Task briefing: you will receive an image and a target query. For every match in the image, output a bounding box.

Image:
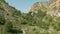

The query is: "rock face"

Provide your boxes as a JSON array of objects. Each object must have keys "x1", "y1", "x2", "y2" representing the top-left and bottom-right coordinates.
[
  {"x1": 29, "y1": 0, "x2": 60, "y2": 17},
  {"x1": 47, "y1": 0, "x2": 60, "y2": 17},
  {"x1": 29, "y1": 2, "x2": 49, "y2": 13}
]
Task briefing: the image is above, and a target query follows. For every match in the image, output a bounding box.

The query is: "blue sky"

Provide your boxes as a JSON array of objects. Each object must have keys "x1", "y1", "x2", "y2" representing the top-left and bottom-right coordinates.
[{"x1": 5, "y1": 0, "x2": 48, "y2": 13}]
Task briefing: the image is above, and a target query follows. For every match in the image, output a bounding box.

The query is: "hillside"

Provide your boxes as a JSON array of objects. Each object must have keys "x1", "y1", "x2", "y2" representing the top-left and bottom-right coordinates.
[
  {"x1": 29, "y1": 0, "x2": 60, "y2": 17},
  {"x1": 0, "y1": 0, "x2": 60, "y2": 34}
]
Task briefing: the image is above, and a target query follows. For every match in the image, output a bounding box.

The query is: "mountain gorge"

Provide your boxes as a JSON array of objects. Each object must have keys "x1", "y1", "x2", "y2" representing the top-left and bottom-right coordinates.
[{"x1": 0, "y1": 0, "x2": 60, "y2": 34}]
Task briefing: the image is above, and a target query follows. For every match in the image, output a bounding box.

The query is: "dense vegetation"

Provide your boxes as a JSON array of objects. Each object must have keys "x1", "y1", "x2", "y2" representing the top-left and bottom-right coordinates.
[{"x1": 0, "y1": 0, "x2": 60, "y2": 34}]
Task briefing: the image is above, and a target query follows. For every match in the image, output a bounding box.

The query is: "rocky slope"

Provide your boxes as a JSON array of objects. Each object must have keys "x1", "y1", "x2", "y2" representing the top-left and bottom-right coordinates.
[{"x1": 29, "y1": 0, "x2": 60, "y2": 17}]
